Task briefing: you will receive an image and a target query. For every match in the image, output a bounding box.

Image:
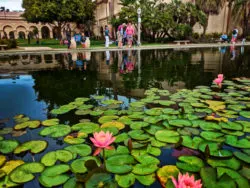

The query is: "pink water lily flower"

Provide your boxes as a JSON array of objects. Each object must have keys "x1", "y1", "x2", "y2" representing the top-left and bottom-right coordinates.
[
  {"x1": 90, "y1": 131, "x2": 116, "y2": 156},
  {"x1": 171, "y1": 173, "x2": 202, "y2": 188},
  {"x1": 217, "y1": 74, "x2": 224, "y2": 79},
  {"x1": 213, "y1": 74, "x2": 224, "y2": 88}
]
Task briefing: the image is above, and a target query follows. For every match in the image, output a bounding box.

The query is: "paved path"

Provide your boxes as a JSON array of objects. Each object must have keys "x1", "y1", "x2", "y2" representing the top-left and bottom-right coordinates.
[{"x1": 0, "y1": 42, "x2": 249, "y2": 55}]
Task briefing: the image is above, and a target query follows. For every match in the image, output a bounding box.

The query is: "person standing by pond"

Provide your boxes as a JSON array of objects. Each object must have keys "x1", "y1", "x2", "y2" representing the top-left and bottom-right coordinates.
[
  {"x1": 231, "y1": 27, "x2": 238, "y2": 44},
  {"x1": 66, "y1": 24, "x2": 72, "y2": 49},
  {"x1": 126, "y1": 22, "x2": 135, "y2": 48},
  {"x1": 117, "y1": 23, "x2": 126, "y2": 48},
  {"x1": 104, "y1": 25, "x2": 110, "y2": 48}
]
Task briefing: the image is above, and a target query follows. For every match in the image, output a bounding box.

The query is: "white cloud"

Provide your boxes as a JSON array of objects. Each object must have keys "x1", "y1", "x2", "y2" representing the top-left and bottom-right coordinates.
[{"x1": 0, "y1": 0, "x2": 24, "y2": 11}]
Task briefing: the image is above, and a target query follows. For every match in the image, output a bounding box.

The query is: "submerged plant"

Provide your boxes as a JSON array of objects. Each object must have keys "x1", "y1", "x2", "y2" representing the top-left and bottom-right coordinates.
[
  {"x1": 90, "y1": 131, "x2": 116, "y2": 156},
  {"x1": 171, "y1": 173, "x2": 202, "y2": 188},
  {"x1": 213, "y1": 74, "x2": 224, "y2": 88}
]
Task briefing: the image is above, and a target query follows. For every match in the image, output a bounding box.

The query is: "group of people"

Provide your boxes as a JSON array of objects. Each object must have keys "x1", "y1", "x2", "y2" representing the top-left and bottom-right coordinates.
[
  {"x1": 104, "y1": 21, "x2": 135, "y2": 48},
  {"x1": 220, "y1": 27, "x2": 245, "y2": 44}
]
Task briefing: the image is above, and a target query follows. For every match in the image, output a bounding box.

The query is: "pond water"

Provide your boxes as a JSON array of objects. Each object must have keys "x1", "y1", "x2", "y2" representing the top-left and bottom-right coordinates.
[{"x1": 0, "y1": 46, "x2": 250, "y2": 188}]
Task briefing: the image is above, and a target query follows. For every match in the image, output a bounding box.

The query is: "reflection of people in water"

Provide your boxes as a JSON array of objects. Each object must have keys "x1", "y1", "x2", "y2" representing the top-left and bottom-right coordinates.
[
  {"x1": 230, "y1": 45, "x2": 236, "y2": 60},
  {"x1": 67, "y1": 52, "x2": 88, "y2": 71},
  {"x1": 119, "y1": 50, "x2": 136, "y2": 74},
  {"x1": 241, "y1": 46, "x2": 244, "y2": 55},
  {"x1": 105, "y1": 51, "x2": 110, "y2": 65},
  {"x1": 219, "y1": 46, "x2": 226, "y2": 54}
]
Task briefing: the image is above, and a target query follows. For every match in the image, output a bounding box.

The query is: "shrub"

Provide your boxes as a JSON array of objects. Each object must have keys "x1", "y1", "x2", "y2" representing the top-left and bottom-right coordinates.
[
  {"x1": 0, "y1": 39, "x2": 17, "y2": 49},
  {"x1": 246, "y1": 36, "x2": 250, "y2": 41},
  {"x1": 192, "y1": 33, "x2": 200, "y2": 39}
]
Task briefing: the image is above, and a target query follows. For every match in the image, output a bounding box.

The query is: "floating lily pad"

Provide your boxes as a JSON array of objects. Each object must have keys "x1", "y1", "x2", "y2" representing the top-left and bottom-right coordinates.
[
  {"x1": 93, "y1": 95, "x2": 105, "y2": 100},
  {"x1": 128, "y1": 130, "x2": 150, "y2": 141},
  {"x1": 132, "y1": 163, "x2": 158, "y2": 175},
  {"x1": 151, "y1": 138, "x2": 166, "y2": 147},
  {"x1": 89, "y1": 110, "x2": 104, "y2": 116},
  {"x1": 236, "y1": 121, "x2": 250, "y2": 133},
  {"x1": 181, "y1": 136, "x2": 204, "y2": 150},
  {"x1": 14, "y1": 140, "x2": 47, "y2": 154},
  {"x1": 176, "y1": 156, "x2": 204, "y2": 172},
  {"x1": 114, "y1": 133, "x2": 129, "y2": 143},
  {"x1": 207, "y1": 157, "x2": 241, "y2": 170},
  {"x1": 103, "y1": 109, "x2": 119, "y2": 115},
  {"x1": 0, "y1": 160, "x2": 24, "y2": 176},
  {"x1": 155, "y1": 130, "x2": 180, "y2": 144},
  {"x1": 145, "y1": 108, "x2": 163, "y2": 116},
  {"x1": 106, "y1": 154, "x2": 135, "y2": 174},
  {"x1": 199, "y1": 121, "x2": 221, "y2": 131},
  {"x1": 157, "y1": 165, "x2": 179, "y2": 187},
  {"x1": 77, "y1": 104, "x2": 94, "y2": 110},
  {"x1": 0, "y1": 140, "x2": 19, "y2": 154},
  {"x1": 14, "y1": 116, "x2": 30, "y2": 124},
  {"x1": 130, "y1": 101, "x2": 145, "y2": 108},
  {"x1": 178, "y1": 127, "x2": 200, "y2": 136},
  {"x1": 0, "y1": 155, "x2": 6, "y2": 167},
  {"x1": 239, "y1": 167, "x2": 250, "y2": 180},
  {"x1": 135, "y1": 173, "x2": 156, "y2": 186},
  {"x1": 98, "y1": 116, "x2": 119, "y2": 124},
  {"x1": 162, "y1": 108, "x2": 179, "y2": 115},
  {"x1": 157, "y1": 100, "x2": 175, "y2": 106},
  {"x1": 102, "y1": 99, "x2": 123, "y2": 105},
  {"x1": 0, "y1": 128, "x2": 13, "y2": 135},
  {"x1": 99, "y1": 127, "x2": 119, "y2": 136},
  {"x1": 144, "y1": 125, "x2": 165, "y2": 135},
  {"x1": 64, "y1": 177, "x2": 83, "y2": 188},
  {"x1": 72, "y1": 122, "x2": 99, "y2": 134},
  {"x1": 200, "y1": 131, "x2": 225, "y2": 142},
  {"x1": 233, "y1": 151, "x2": 250, "y2": 164},
  {"x1": 217, "y1": 167, "x2": 249, "y2": 188},
  {"x1": 85, "y1": 173, "x2": 116, "y2": 188},
  {"x1": 64, "y1": 144, "x2": 92, "y2": 158},
  {"x1": 115, "y1": 173, "x2": 135, "y2": 188},
  {"x1": 51, "y1": 104, "x2": 76, "y2": 115},
  {"x1": 221, "y1": 129, "x2": 244, "y2": 136},
  {"x1": 169, "y1": 119, "x2": 192, "y2": 128},
  {"x1": 41, "y1": 150, "x2": 73, "y2": 166},
  {"x1": 118, "y1": 116, "x2": 133, "y2": 125},
  {"x1": 10, "y1": 162, "x2": 45, "y2": 183},
  {"x1": 225, "y1": 135, "x2": 250, "y2": 148},
  {"x1": 75, "y1": 110, "x2": 92, "y2": 115},
  {"x1": 219, "y1": 122, "x2": 242, "y2": 131},
  {"x1": 101, "y1": 121, "x2": 125, "y2": 130},
  {"x1": 128, "y1": 112, "x2": 144, "y2": 120},
  {"x1": 205, "y1": 100, "x2": 225, "y2": 111},
  {"x1": 70, "y1": 156, "x2": 100, "y2": 173},
  {"x1": 105, "y1": 145, "x2": 129, "y2": 158},
  {"x1": 39, "y1": 164, "x2": 70, "y2": 187},
  {"x1": 144, "y1": 116, "x2": 162, "y2": 124},
  {"x1": 14, "y1": 120, "x2": 40, "y2": 130},
  {"x1": 42, "y1": 119, "x2": 60, "y2": 126},
  {"x1": 64, "y1": 134, "x2": 86, "y2": 145},
  {"x1": 200, "y1": 167, "x2": 236, "y2": 188},
  {"x1": 40, "y1": 125, "x2": 71, "y2": 138}
]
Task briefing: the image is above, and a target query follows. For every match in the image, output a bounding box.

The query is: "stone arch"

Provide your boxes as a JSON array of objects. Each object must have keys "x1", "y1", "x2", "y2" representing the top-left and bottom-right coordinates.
[
  {"x1": 29, "y1": 26, "x2": 39, "y2": 39},
  {"x1": 16, "y1": 26, "x2": 27, "y2": 39},
  {"x1": 41, "y1": 26, "x2": 50, "y2": 39},
  {"x1": 3, "y1": 25, "x2": 14, "y2": 39},
  {"x1": 18, "y1": 31, "x2": 26, "y2": 39}
]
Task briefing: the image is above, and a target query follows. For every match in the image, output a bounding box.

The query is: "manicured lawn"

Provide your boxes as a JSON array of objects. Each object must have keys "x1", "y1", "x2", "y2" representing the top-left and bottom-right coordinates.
[{"x1": 17, "y1": 39, "x2": 116, "y2": 48}]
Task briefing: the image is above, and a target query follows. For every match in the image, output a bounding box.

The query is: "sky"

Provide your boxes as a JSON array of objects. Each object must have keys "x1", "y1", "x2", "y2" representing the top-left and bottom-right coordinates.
[{"x1": 0, "y1": 0, "x2": 24, "y2": 11}]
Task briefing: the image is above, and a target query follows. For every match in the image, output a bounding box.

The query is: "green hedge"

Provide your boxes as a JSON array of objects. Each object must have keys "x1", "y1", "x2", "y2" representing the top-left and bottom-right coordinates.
[{"x1": 0, "y1": 39, "x2": 17, "y2": 49}]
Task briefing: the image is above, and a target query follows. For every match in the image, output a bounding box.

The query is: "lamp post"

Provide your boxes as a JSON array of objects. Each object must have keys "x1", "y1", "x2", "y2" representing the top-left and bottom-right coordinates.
[{"x1": 137, "y1": 7, "x2": 141, "y2": 46}]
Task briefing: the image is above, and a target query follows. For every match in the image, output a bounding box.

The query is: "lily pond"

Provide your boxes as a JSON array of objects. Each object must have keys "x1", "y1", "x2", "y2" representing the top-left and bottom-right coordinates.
[{"x1": 0, "y1": 46, "x2": 250, "y2": 188}]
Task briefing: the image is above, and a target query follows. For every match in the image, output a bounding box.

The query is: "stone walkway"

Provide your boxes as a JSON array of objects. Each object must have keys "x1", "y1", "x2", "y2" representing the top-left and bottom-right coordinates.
[{"x1": 0, "y1": 42, "x2": 249, "y2": 55}]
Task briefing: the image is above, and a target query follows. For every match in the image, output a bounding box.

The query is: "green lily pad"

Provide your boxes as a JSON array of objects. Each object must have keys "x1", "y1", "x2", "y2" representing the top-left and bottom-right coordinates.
[
  {"x1": 103, "y1": 109, "x2": 119, "y2": 116},
  {"x1": 0, "y1": 160, "x2": 25, "y2": 177},
  {"x1": 118, "y1": 110, "x2": 133, "y2": 116},
  {"x1": 64, "y1": 177, "x2": 83, "y2": 188},
  {"x1": 135, "y1": 173, "x2": 156, "y2": 186},
  {"x1": 207, "y1": 157, "x2": 241, "y2": 170},
  {"x1": 99, "y1": 127, "x2": 119, "y2": 136},
  {"x1": 200, "y1": 167, "x2": 236, "y2": 188},
  {"x1": 130, "y1": 101, "x2": 145, "y2": 108},
  {"x1": 14, "y1": 116, "x2": 30, "y2": 124},
  {"x1": 225, "y1": 135, "x2": 250, "y2": 148},
  {"x1": 236, "y1": 121, "x2": 250, "y2": 133},
  {"x1": 162, "y1": 108, "x2": 179, "y2": 115},
  {"x1": 14, "y1": 140, "x2": 47, "y2": 154},
  {"x1": 155, "y1": 130, "x2": 180, "y2": 143},
  {"x1": 128, "y1": 112, "x2": 145, "y2": 120},
  {"x1": 144, "y1": 116, "x2": 162, "y2": 124},
  {"x1": 221, "y1": 129, "x2": 244, "y2": 136},
  {"x1": 217, "y1": 167, "x2": 249, "y2": 188},
  {"x1": 147, "y1": 145, "x2": 161, "y2": 156},
  {"x1": 75, "y1": 110, "x2": 92, "y2": 115},
  {"x1": 118, "y1": 116, "x2": 133, "y2": 125},
  {"x1": 132, "y1": 163, "x2": 159, "y2": 175},
  {"x1": 40, "y1": 125, "x2": 71, "y2": 138},
  {"x1": 70, "y1": 156, "x2": 100, "y2": 173},
  {"x1": 41, "y1": 150, "x2": 73, "y2": 166},
  {"x1": 63, "y1": 133, "x2": 86, "y2": 145},
  {"x1": 0, "y1": 128, "x2": 13, "y2": 135},
  {"x1": 98, "y1": 116, "x2": 119, "y2": 124},
  {"x1": 181, "y1": 136, "x2": 204, "y2": 150},
  {"x1": 191, "y1": 102, "x2": 207, "y2": 108},
  {"x1": 115, "y1": 173, "x2": 135, "y2": 188},
  {"x1": 64, "y1": 144, "x2": 92, "y2": 158},
  {"x1": 72, "y1": 122, "x2": 99, "y2": 134},
  {"x1": 51, "y1": 104, "x2": 76, "y2": 115},
  {"x1": 114, "y1": 133, "x2": 129, "y2": 143},
  {"x1": 101, "y1": 121, "x2": 125, "y2": 130},
  {"x1": 200, "y1": 131, "x2": 225, "y2": 142},
  {"x1": 93, "y1": 95, "x2": 105, "y2": 100},
  {"x1": 105, "y1": 145, "x2": 129, "y2": 158},
  {"x1": 106, "y1": 154, "x2": 135, "y2": 174},
  {"x1": 77, "y1": 104, "x2": 94, "y2": 110},
  {"x1": 239, "y1": 167, "x2": 250, "y2": 180},
  {"x1": 219, "y1": 122, "x2": 242, "y2": 131},
  {"x1": 144, "y1": 125, "x2": 165, "y2": 135},
  {"x1": 145, "y1": 108, "x2": 163, "y2": 116},
  {"x1": 102, "y1": 99, "x2": 123, "y2": 105},
  {"x1": 156, "y1": 165, "x2": 179, "y2": 187},
  {"x1": 169, "y1": 119, "x2": 192, "y2": 128},
  {"x1": 176, "y1": 156, "x2": 204, "y2": 172},
  {"x1": 10, "y1": 162, "x2": 45, "y2": 183},
  {"x1": 42, "y1": 119, "x2": 60, "y2": 126},
  {"x1": 233, "y1": 151, "x2": 250, "y2": 164},
  {"x1": 0, "y1": 155, "x2": 6, "y2": 167},
  {"x1": 75, "y1": 97, "x2": 90, "y2": 103},
  {"x1": 151, "y1": 138, "x2": 167, "y2": 147},
  {"x1": 178, "y1": 127, "x2": 200, "y2": 136},
  {"x1": 89, "y1": 110, "x2": 104, "y2": 116},
  {"x1": 39, "y1": 164, "x2": 70, "y2": 187},
  {"x1": 0, "y1": 140, "x2": 19, "y2": 154},
  {"x1": 157, "y1": 100, "x2": 175, "y2": 106},
  {"x1": 134, "y1": 154, "x2": 160, "y2": 165},
  {"x1": 199, "y1": 121, "x2": 221, "y2": 131},
  {"x1": 85, "y1": 173, "x2": 116, "y2": 188},
  {"x1": 128, "y1": 130, "x2": 150, "y2": 141},
  {"x1": 14, "y1": 120, "x2": 40, "y2": 130}
]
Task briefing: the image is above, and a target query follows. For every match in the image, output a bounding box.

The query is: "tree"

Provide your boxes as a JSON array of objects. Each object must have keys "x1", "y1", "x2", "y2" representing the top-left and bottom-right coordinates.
[
  {"x1": 22, "y1": 0, "x2": 96, "y2": 39},
  {"x1": 117, "y1": 0, "x2": 206, "y2": 42},
  {"x1": 231, "y1": 0, "x2": 250, "y2": 37},
  {"x1": 195, "y1": 0, "x2": 226, "y2": 36}
]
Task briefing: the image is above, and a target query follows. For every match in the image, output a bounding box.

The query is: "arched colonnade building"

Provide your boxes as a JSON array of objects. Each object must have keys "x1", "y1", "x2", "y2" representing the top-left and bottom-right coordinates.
[{"x1": 0, "y1": 11, "x2": 70, "y2": 39}]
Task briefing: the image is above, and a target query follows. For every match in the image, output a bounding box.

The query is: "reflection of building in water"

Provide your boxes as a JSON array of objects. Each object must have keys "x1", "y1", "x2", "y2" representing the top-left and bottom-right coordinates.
[{"x1": 0, "y1": 54, "x2": 61, "y2": 71}]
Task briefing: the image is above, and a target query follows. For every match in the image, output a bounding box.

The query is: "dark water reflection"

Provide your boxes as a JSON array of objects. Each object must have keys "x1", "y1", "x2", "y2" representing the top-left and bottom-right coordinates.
[{"x1": 0, "y1": 46, "x2": 250, "y2": 187}]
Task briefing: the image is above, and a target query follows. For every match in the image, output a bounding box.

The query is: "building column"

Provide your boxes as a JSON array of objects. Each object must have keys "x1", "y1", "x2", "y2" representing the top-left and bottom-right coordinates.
[
  {"x1": 49, "y1": 31, "x2": 53, "y2": 39},
  {"x1": 0, "y1": 30, "x2": 3, "y2": 39},
  {"x1": 13, "y1": 30, "x2": 18, "y2": 39},
  {"x1": 38, "y1": 30, "x2": 42, "y2": 39}
]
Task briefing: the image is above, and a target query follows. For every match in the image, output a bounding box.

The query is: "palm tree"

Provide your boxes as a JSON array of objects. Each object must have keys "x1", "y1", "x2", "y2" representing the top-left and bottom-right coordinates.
[
  {"x1": 195, "y1": 0, "x2": 226, "y2": 36},
  {"x1": 231, "y1": 0, "x2": 250, "y2": 37}
]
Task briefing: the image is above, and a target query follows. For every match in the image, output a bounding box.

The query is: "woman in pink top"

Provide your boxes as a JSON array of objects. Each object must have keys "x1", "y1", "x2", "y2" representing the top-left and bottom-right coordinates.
[{"x1": 126, "y1": 22, "x2": 134, "y2": 48}]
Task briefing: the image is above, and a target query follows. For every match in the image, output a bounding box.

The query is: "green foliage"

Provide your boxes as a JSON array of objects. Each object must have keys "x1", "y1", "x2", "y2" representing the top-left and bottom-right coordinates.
[
  {"x1": 116, "y1": 0, "x2": 207, "y2": 41},
  {"x1": 0, "y1": 39, "x2": 17, "y2": 49}
]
